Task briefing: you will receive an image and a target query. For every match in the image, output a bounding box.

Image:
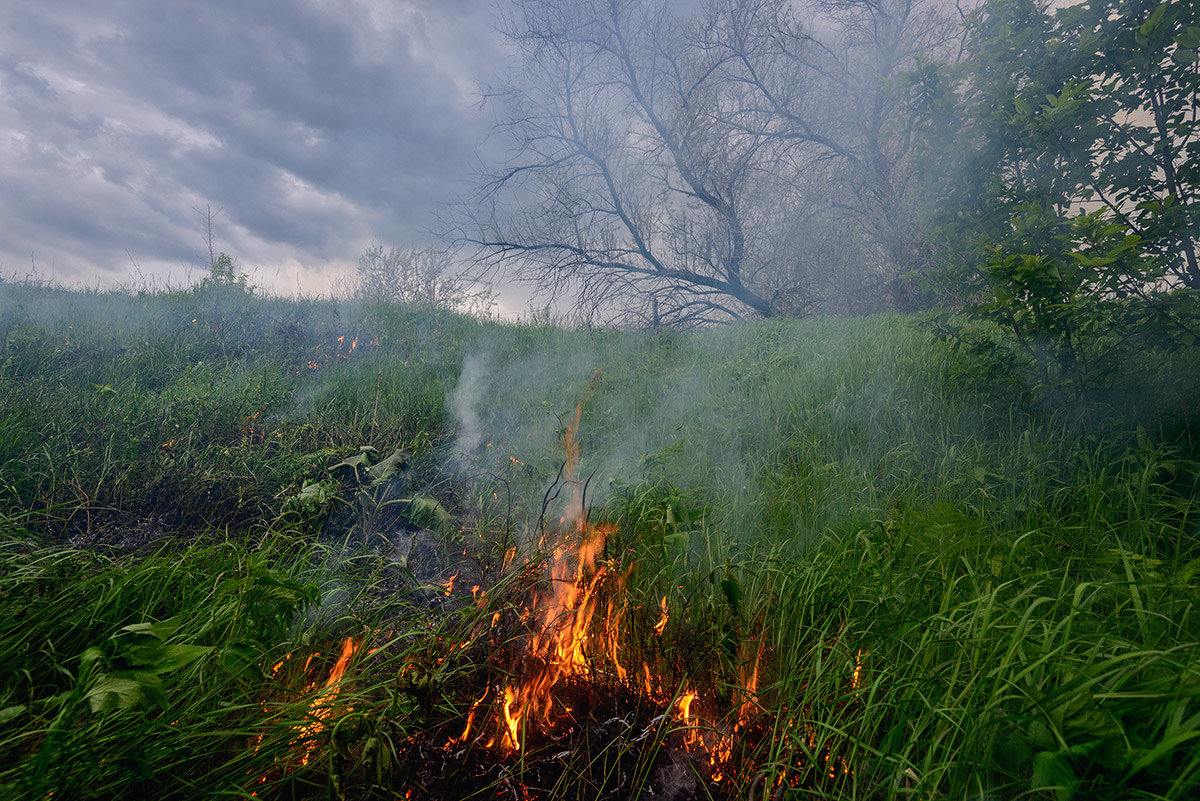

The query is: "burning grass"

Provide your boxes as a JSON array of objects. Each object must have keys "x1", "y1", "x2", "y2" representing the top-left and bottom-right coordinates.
[
  {"x1": 322, "y1": 528, "x2": 763, "y2": 794},
  {"x1": 222, "y1": 475, "x2": 1200, "y2": 801},
  {"x1": 239, "y1": 388, "x2": 796, "y2": 799},
  {"x1": 244, "y1": 535, "x2": 782, "y2": 801},
  {"x1": 4, "y1": 464, "x2": 1200, "y2": 800}
]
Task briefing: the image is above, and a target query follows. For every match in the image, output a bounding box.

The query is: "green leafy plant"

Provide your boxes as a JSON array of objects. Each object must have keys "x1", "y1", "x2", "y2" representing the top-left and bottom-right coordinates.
[
  {"x1": 940, "y1": 210, "x2": 1156, "y2": 411},
  {"x1": 330, "y1": 445, "x2": 452, "y2": 545},
  {"x1": 914, "y1": 0, "x2": 1200, "y2": 413},
  {"x1": 79, "y1": 619, "x2": 211, "y2": 713}
]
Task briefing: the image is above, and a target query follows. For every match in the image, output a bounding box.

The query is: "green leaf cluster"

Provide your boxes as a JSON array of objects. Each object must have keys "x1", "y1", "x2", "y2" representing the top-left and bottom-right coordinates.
[{"x1": 911, "y1": 0, "x2": 1200, "y2": 411}]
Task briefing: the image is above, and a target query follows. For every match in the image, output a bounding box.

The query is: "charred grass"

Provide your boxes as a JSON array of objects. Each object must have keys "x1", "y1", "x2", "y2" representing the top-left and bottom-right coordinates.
[{"x1": 1, "y1": 282, "x2": 1198, "y2": 799}]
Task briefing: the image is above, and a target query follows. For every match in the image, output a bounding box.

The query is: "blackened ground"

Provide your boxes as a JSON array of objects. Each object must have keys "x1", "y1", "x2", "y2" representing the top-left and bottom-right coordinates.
[{"x1": 384, "y1": 676, "x2": 736, "y2": 801}]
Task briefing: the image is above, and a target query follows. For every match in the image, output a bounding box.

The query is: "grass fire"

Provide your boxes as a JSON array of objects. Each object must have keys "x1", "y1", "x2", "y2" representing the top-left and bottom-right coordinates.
[{"x1": 0, "y1": 284, "x2": 1198, "y2": 800}]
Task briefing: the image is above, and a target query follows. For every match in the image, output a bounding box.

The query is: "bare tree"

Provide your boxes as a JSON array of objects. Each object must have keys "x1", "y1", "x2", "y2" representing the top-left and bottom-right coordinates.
[
  {"x1": 455, "y1": 0, "x2": 782, "y2": 328},
  {"x1": 707, "y1": 0, "x2": 958, "y2": 311},
  {"x1": 456, "y1": 0, "x2": 956, "y2": 326},
  {"x1": 355, "y1": 245, "x2": 496, "y2": 316}
]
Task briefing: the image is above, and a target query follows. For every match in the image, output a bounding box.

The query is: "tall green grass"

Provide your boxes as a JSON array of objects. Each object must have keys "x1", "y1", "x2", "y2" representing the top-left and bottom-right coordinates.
[{"x1": 0, "y1": 281, "x2": 1197, "y2": 799}]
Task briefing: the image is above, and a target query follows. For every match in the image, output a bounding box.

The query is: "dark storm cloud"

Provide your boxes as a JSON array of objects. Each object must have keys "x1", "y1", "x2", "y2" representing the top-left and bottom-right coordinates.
[{"x1": 0, "y1": 0, "x2": 500, "y2": 289}]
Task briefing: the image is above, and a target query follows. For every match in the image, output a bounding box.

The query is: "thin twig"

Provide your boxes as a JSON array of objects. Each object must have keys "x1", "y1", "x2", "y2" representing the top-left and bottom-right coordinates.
[{"x1": 370, "y1": 366, "x2": 382, "y2": 444}]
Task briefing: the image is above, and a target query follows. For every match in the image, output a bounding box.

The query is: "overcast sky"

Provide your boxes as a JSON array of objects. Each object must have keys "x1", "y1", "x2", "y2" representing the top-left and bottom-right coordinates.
[{"x1": 0, "y1": 0, "x2": 507, "y2": 297}]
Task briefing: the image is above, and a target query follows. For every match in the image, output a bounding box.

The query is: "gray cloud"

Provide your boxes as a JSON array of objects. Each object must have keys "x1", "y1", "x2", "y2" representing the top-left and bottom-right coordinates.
[{"x1": 0, "y1": 0, "x2": 501, "y2": 291}]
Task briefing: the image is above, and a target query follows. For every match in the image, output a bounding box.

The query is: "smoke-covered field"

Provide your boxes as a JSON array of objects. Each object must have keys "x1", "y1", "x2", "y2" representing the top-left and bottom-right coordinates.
[{"x1": 2, "y1": 281, "x2": 1198, "y2": 800}]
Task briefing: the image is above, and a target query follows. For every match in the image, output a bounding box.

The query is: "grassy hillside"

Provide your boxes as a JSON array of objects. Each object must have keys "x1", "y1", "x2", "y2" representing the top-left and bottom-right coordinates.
[{"x1": 1, "y1": 282, "x2": 1198, "y2": 800}]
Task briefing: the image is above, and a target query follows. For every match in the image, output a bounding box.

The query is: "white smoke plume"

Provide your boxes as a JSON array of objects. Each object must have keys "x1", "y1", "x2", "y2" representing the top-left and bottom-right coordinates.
[{"x1": 449, "y1": 351, "x2": 490, "y2": 469}]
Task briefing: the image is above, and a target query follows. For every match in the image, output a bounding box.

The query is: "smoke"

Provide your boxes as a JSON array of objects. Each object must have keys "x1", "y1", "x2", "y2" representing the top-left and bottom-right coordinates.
[
  {"x1": 448, "y1": 350, "x2": 491, "y2": 469},
  {"x1": 647, "y1": 747, "x2": 700, "y2": 800},
  {"x1": 437, "y1": 328, "x2": 771, "y2": 554}
]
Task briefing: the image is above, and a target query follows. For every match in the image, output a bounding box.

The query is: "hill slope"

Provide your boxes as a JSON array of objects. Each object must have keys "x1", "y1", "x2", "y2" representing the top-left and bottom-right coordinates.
[{"x1": 1, "y1": 282, "x2": 1198, "y2": 800}]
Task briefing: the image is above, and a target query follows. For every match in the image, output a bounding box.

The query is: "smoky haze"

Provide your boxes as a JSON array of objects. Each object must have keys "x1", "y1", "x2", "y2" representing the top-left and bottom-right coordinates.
[
  {"x1": 2, "y1": 0, "x2": 965, "y2": 313},
  {"x1": 441, "y1": 317, "x2": 921, "y2": 552},
  {"x1": 453, "y1": 0, "x2": 962, "y2": 327}
]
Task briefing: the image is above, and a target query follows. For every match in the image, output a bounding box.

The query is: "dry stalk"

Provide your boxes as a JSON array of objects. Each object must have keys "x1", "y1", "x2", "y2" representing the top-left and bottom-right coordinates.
[{"x1": 370, "y1": 366, "x2": 382, "y2": 444}]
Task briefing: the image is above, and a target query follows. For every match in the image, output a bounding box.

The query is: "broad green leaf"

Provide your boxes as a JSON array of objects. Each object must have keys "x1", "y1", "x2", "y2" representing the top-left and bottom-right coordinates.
[
  {"x1": 122, "y1": 617, "x2": 182, "y2": 640},
  {"x1": 1031, "y1": 750, "x2": 1077, "y2": 801},
  {"x1": 662, "y1": 532, "x2": 689, "y2": 551},
  {"x1": 147, "y1": 644, "x2": 212, "y2": 675},
  {"x1": 368, "y1": 447, "x2": 410, "y2": 484},
  {"x1": 85, "y1": 675, "x2": 158, "y2": 712},
  {"x1": 332, "y1": 452, "x2": 370, "y2": 471},
  {"x1": 79, "y1": 646, "x2": 104, "y2": 679},
  {"x1": 403, "y1": 495, "x2": 452, "y2": 531},
  {"x1": 219, "y1": 643, "x2": 261, "y2": 678},
  {"x1": 1176, "y1": 557, "x2": 1200, "y2": 587},
  {"x1": 0, "y1": 705, "x2": 27, "y2": 725}
]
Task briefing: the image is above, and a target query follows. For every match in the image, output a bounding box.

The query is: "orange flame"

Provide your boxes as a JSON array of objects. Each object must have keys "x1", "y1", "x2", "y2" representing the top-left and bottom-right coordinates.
[
  {"x1": 471, "y1": 380, "x2": 769, "y2": 785},
  {"x1": 652, "y1": 596, "x2": 669, "y2": 636},
  {"x1": 450, "y1": 689, "x2": 489, "y2": 747},
  {"x1": 249, "y1": 636, "x2": 358, "y2": 791},
  {"x1": 501, "y1": 686, "x2": 522, "y2": 751},
  {"x1": 641, "y1": 663, "x2": 658, "y2": 699},
  {"x1": 297, "y1": 637, "x2": 357, "y2": 765},
  {"x1": 676, "y1": 690, "x2": 702, "y2": 747},
  {"x1": 604, "y1": 598, "x2": 627, "y2": 681},
  {"x1": 484, "y1": 398, "x2": 623, "y2": 752},
  {"x1": 852, "y1": 648, "x2": 867, "y2": 691}
]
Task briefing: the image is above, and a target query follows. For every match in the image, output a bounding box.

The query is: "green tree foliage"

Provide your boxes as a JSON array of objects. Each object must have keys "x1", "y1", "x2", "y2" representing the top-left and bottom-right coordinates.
[
  {"x1": 910, "y1": 0, "x2": 1200, "y2": 411},
  {"x1": 1075, "y1": 0, "x2": 1200, "y2": 288},
  {"x1": 202, "y1": 252, "x2": 251, "y2": 292}
]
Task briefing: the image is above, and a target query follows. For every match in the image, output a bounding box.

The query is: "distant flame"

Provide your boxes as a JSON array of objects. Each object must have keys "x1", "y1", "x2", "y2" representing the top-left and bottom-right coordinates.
[{"x1": 852, "y1": 648, "x2": 867, "y2": 691}]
